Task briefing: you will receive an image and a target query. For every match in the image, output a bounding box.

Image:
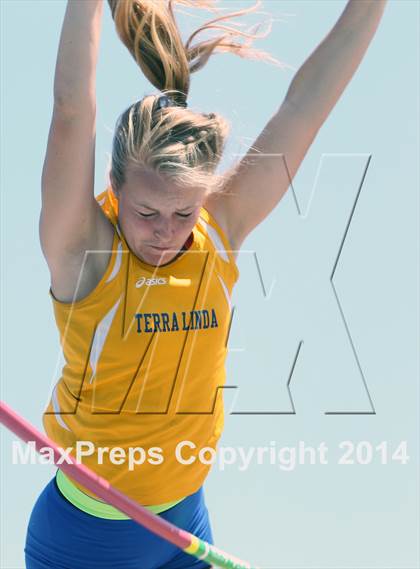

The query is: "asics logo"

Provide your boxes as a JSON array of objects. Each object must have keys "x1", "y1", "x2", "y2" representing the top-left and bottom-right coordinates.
[{"x1": 135, "y1": 277, "x2": 168, "y2": 288}]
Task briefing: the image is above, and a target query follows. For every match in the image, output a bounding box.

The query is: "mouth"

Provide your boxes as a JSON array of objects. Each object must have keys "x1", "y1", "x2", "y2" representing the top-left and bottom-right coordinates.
[{"x1": 149, "y1": 245, "x2": 175, "y2": 252}]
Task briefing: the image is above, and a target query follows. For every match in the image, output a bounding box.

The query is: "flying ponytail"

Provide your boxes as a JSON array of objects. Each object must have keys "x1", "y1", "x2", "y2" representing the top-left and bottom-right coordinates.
[{"x1": 108, "y1": 0, "x2": 281, "y2": 195}]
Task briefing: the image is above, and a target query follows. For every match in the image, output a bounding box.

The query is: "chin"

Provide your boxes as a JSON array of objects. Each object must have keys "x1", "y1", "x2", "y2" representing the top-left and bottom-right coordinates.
[{"x1": 140, "y1": 247, "x2": 178, "y2": 264}]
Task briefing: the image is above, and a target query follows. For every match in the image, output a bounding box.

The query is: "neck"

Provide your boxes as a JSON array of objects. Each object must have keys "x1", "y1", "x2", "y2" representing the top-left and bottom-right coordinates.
[{"x1": 182, "y1": 232, "x2": 194, "y2": 251}]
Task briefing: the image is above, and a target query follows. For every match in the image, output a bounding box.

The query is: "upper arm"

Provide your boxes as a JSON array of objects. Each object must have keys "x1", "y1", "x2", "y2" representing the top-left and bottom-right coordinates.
[
  {"x1": 40, "y1": 103, "x2": 113, "y2": 272},
  {"x1": 204, "y1": 99, "x2": 322, "y2": 251}
]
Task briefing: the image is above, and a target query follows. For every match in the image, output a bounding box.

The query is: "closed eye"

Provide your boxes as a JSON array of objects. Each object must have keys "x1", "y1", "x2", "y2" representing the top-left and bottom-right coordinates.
[{"x1": 136, "y1": 211, "x2": 193, "y2": 218}]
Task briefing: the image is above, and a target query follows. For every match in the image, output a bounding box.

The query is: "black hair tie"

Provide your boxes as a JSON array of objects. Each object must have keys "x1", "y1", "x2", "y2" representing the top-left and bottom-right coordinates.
[{"x1": 156, "y1": 94, "x2": 188, "y2": 110}]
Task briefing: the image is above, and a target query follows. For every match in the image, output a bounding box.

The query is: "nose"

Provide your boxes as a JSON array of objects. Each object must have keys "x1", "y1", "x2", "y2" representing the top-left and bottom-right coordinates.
[{"x1": 153, "y1": 217, "x2": 174, "y2": 243}]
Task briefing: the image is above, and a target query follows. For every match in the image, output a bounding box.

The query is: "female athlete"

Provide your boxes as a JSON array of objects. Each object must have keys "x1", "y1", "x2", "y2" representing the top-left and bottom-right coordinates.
[{"x1": 24, "y1": 1, "x2": 387, "y2": 567}]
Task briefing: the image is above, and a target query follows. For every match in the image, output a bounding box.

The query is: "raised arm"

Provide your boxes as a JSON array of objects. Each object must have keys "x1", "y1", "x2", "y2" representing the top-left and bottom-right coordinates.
[
  {"x1": 205, "y1": 0, "x2": 388, "y2": 252},
  {"x1": 40, "y1": 0, "x2": 114, "y2": 301}
]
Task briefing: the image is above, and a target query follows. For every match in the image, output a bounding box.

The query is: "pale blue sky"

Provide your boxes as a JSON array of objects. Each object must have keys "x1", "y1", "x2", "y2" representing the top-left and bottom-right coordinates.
[{"x1": 1, "y1": 1, "x2": 419, "y2": 568}]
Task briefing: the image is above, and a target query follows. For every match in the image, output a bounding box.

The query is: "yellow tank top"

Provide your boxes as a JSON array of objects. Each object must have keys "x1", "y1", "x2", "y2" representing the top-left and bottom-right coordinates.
[{"x1": 43, "y1": 187, "x2": 239, "y2": 506}]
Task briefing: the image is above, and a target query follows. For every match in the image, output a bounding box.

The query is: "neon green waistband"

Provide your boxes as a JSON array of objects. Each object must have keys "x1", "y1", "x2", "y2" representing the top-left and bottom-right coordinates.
[{"x1": 55, "y1": 469, "x2": 185, "y2": 519}]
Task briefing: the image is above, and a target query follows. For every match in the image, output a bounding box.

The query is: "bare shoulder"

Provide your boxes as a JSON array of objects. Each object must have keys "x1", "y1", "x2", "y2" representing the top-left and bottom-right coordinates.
[
  {"x1": 202, "y1": 192, "x2": 241, "y2": 260},
  {"x1": 49, "y1": 204, "x2": 116, "y2": 303}
]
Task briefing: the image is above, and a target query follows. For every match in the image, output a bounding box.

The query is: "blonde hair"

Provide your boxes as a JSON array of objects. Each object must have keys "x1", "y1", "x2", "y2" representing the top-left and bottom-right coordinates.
[{"x1": 108, "y1": 0, "x2": 280, "y2": 195}]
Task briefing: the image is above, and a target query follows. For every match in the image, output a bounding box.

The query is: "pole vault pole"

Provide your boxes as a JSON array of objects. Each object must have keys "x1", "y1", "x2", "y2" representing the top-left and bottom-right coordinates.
[{"x1": 0, "y1": 401, "x2": 258, "y2": 569}]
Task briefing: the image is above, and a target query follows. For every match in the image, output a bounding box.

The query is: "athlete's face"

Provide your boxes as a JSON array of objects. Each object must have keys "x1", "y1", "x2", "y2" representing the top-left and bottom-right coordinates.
[{"x1": 113, "y1": 166, "x2": 208, "y2": 266}]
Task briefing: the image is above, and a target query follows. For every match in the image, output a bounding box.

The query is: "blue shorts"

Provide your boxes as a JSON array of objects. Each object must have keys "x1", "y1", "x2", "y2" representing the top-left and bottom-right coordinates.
[{"x1": 24, "y1": 476, "x2": 213, "y2": 569}]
